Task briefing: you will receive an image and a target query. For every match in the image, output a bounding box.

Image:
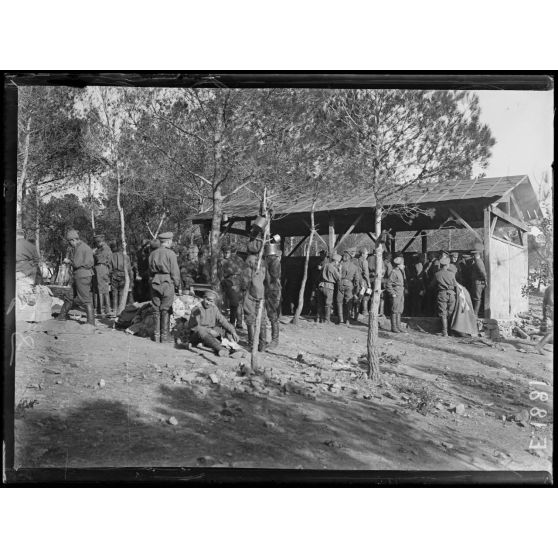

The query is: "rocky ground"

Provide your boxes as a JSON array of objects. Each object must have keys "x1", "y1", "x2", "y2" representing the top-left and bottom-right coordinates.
[{"x1": 14, "y1": 304, "x2": 553, "y2": 472}]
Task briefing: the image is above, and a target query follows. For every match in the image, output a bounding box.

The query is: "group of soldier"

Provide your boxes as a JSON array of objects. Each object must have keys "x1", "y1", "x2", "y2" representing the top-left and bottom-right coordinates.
[{"x1": 312, "y1": 243, "x2": 487, "y2": 337}]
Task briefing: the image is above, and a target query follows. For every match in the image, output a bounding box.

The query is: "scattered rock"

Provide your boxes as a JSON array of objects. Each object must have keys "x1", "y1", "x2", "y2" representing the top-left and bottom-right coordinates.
[
  {"x1": 209, "y1": 373, "x2": 220, "y2": 384},
  {"x1": 440, "y1": 441, "x2": 454, "y2": 450},
  {"x1": 55, "y1": 380, "x2": 62, "y2": 385},
  {"x1": 452, "y1": 403, "x2": 466, "y2": 416},
  {"x1": 197, "y1": 455, "x2": 216, "y2": 466},
  {"x1": 98, "y1": 379, "x2": 106, "y2": 388},
  {"x1": 43, "y1": 368, "x2": 60, "y2": 375},
  {"x1": 168, "y1": 416, "x2": 178, "y2": 426},
  {"x1": 264, "y1": 421, "x2": 277, "y2": 429},
  {"x1": 383, "y1": 392, "x2": 396, "y2": 400},
  {"x1": 434, "y1": 402, "x2": 444, "y2": 411},
  {"x1": 324, "y1": 440, "x2": 343, "y2": 448},
  {"x1": 70, "y1": 363, "x2": 79, "y2": 368}
]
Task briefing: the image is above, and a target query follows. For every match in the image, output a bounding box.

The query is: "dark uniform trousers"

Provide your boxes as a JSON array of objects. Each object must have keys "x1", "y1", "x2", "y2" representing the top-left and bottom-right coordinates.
[
  {"x1": 318, "y1": 283, "x2": 335, "y2": 320},
  {"x1": 243, "y1": 292, "x2": 266, "y2": 346},
  {"x1": 223, "y1": 282, "x2": 243, "y2": 327},
  {"x1": 151, "y1": 277, "x2": 174, "y2": 311},
  {"x1": 390, "y1": 291, "x2": 405, "y2": 314},
  {"x1": 336, "y1": 283, "x2": 354, "y2": 323},
  {"x1": 471, "y1": 280, "x2": 485, "y2": 316},
  {"x1": 190, "y1": 326, "x2": 227, "y2": 353},
  {"x1": 64, "y1": 274, "x2": 93, "y2": 307},
  {"x1": 437, "y1": 289, "x2": 456, "y2": 319},
  {"x1": 265, "y1": 288, "x2": 281, "y2": 326}
]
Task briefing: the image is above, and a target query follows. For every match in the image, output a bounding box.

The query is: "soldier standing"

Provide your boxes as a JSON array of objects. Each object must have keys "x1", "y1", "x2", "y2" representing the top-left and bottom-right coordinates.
[
  {"x1": 336, "y1": 250, "x2": 359, "y2": 325},
  {"x1": 469, "y1": 245, "x2": 487, "y2": 316},
  {"x1": 264, "y1": 242, "x2": 282, "y2": 349},
  {"x1": 149, "y1": 232, "x2": 181, "y2": 343},
  {"x1": 109, "y1": 240, "x2": 133, "y2": 315},
  {"x1": 197, "y1": 245, "x2": 211, "y2": 284},
  {"x1": 407, "y1": 253, "x2": 425, "y2": 317},
  {"x1": 93, "y1": 233, "x2": 112, "y2": 317},
  {"x1": 241, "y1": 253, "x2": 267, "y2": 351},
  {"x1": 318, "y1": 252, "x2": 341, "y2": 323},
  {"x1": 218, "y1": 245, "x2": 244, "y2": 329},
  {"x1": 430, "y1": 254, "x2": 458, "y2": 337},
  {"x1": 380, "y1": 251, "x2": 393, "y2": 317},
  {"x1": 354, "y1": 247, "x2": 371, "y2": 319},
  {"x1": 181, "y1": 245, "x2": 200, "y2": 293},
  {"x1": 57, "y1": 229, "x2": 95, "y2": 325},
  {"x1": 386, "y1": 256, "x2": 406, "y2": 333}
]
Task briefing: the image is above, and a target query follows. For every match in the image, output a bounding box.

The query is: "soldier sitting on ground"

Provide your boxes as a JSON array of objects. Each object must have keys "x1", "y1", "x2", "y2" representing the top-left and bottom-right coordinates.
[{"x1": 186, "y1": 290, "x2": 239, "y2": 357}]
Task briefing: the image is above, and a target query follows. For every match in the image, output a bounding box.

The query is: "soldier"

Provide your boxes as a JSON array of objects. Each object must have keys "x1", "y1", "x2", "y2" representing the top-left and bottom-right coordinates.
[
  {"x1": 187, "y1": 290, "x2": 239, "y2": 357},
  {"x1": 469, "y1": 245, "x2": 487, "y2": 316},
  {"x1": 336, "y1": 250, "x2": 359, "y2": 325},
  {"x1": 407, "y1": 253, "x2": 425, "y2": 317},
  {"x1": 135, "y1": 239, "x2": 151, "y2": 301},
  {"x1": 354, "y1": 247, "x2": 371, "y2": 319},
  {"x1": 57, "y1": 229, "x2": 95, "y2": 325},
  {"x1": 92, "y1": 233, "x2": 112, "y2": 317},
  {"x1": 241, "y1": 253, "x2": 267, "y2": 351},
  {"x1": 536, "y1": 281, "x2": 554, "y2": 355},
  {"x1": 197, "y1": 245, "x2": 211, "y2": 284},
  {"x1": 218, "y1": 244, "x2": 244, "y2": 329},
  {"x1": 386, "y1": 256, "x2": 406, "y2": 333},
  {"x1": 109, "y1": 240, "x2": 133, "y2": 315},
  {"x1": 148, "y1": 232, "x2": 181, "y2": 343},
  {"x1": 264, "y1": 242, "x2": 282, "y2": 349},
  {"x1": 181, "y1": 245, "x2": 200, "y2": 293},
  {"x1": 16, "y1": 228, "x2": 40, "y2": 283},
  {"x1": 380, "y1": 251, "x2": 393, "y2": 317},
  {"x1": 318, "y1": 252, "x2": 341, "y2": 323},
  {"x1": 430, "y1": 254, "x2": 458, "y2": 337}
]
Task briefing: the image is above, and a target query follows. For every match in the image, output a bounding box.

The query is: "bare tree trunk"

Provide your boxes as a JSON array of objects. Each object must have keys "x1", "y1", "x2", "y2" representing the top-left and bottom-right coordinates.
[
  {"x1": 115, "y1": 161, "x2": 130, "y2": 315},
  {"x1": 293, "y1": 202, "x2": 316, "y2": 326},
  {"x1": 251, "y1": 187, "x2": 268, "y2": 372},
  {"x1": 367, "y1": 207, "x2": 383, "y2": 381},
  {"x1": 34, "y1": 185, "x2": 41, "y2": 257},
  {"x1": 88, "y1": 173, "x2": 95, "y2": 232},
  {"x1": 210, "y1": 188, "x2": 223, "y2": 287},
  {"x1": 18, "y1": 116, "x2": 32, "y2": 230}
]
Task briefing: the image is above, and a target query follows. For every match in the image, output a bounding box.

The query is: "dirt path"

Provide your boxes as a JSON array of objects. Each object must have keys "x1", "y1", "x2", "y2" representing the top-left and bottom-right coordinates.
[{"x1": 14, "y1": 315, "x2": 553, "y2": 471}]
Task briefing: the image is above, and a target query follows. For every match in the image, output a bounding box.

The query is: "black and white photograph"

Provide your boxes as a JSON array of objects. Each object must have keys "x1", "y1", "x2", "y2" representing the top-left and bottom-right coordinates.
[{"x1": 4, "y1": 73, "x2": 554, "y2": 480}]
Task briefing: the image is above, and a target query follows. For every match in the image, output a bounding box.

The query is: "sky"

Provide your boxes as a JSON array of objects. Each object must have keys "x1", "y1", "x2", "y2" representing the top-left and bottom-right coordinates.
[{"x1": 474, "y1": 89, "x2": 554, "y2": 200}]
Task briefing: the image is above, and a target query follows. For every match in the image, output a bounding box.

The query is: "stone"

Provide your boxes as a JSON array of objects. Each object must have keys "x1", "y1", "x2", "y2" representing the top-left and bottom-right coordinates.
[
  {"x1": 168, "y1": 416, "x2": 178, "y2": 426},
  {"x1": 43, "y1": 368, "x2": 60, "y2": 375},
  {"x1": 440, "y1": 441, "x2": 454, "y2": 450},
  {"x1": 99, "y1": 379, "x2": 106, "y2": 388},
  {"x1": 197, "y1": 455, "x2": 216, "y2": 466},
  {"x1": 209, "y1": 373, "x2": 220, "y2": 384},
  {"x1": 454, "y1": 403, "x2": 466, "y2": 415}
]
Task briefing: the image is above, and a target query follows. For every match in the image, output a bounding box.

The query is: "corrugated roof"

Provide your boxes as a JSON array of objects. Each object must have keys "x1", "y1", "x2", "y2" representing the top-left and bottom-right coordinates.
[{"x1": 193, "y1": 175, "x2": 542, "y2": 222}]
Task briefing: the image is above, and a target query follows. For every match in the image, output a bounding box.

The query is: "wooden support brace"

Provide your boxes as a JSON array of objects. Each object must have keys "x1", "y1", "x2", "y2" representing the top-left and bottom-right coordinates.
[
  {"x1": 448, "y1": 208, "x2": 484, "y2": 243},
  {"x1": 509, "y1": 193, "x2": 523, "y2": 221},
  {"x1": 219, "y1": 219, "x2": 235, "y2": 238},
  {"x1": 328, "y1": 214, "x2": 336, "y2": 256},
  {"x1": 421, "y1": 230, "x2": 427, "y2": 253},
  {"x1": 225, "y1": 227, "x2": 251, "y2": 237},
  {"x1": 490, "y1": 216, "x2": 498, "y2": 235},
  {"x1": 334, "y1": 213, "x2": 364, "y2": 248},
  {"x1": 489, "y1": 205, "x2": 529, "y2": 233},
  {"x1": 287, "y1": 233, "x2": 310, "y2": 257},
  {"x1": 400, "y1": 230, "x2": 423, "y2": 253},
  {"x1": 366, "y1": 232, "x2": 377, "y2": 244}
]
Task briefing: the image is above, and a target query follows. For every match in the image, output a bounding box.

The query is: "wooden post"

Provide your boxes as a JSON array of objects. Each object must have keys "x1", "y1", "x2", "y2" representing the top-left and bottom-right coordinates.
[
  {"x1": 483, "y1": 207, "x2": 491, "y2": 320},
  {"x1": 421, "y1": 230, "x2": 427, "y2": 254},
  {"x1": 390, "y1": 232, "x2": 396, "y2": 254},
  {"x1": 328, "y1": 214, "x2": 335, "y2": 256},
  {"x1": 280, "y1": 236, "x2": 286, "y2": 254}
]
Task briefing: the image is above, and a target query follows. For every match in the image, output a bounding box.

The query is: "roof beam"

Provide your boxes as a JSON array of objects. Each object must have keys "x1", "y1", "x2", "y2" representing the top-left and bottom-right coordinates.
[
  {"x1": 448, "y1": 208, "x2": 484, "y2": 243},
  {"x1": 489, "y1": 205, "x2": 530, "y2": 233},
  {"x1": 334, "y1": 213, "x2": 364, "y2": 248},
  {"x1": 509, "y1": 192, "x2": 524, "y2": 221},
  {"x1": 400, "y1": 229, "x2": 423, "y2": 253},
  {"x1": 286, "y1": 233, "x2": 310, "y2": 257}
]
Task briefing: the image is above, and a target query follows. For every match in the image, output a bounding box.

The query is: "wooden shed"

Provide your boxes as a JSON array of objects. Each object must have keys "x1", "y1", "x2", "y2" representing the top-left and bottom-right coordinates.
[{"x1": 193, "y1": 175, "x2": 543, "y2": 321}]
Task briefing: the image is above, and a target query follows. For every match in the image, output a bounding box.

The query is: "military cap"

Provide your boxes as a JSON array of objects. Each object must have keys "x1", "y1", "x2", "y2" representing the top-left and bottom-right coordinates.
[
  {"x1": 66, "y1": 229, "x2": 79, "y2": 240},
  {"x1": 204, "y1": 289, "x2": 218, "y2": 299},
  {"x1": 450, "y1": 252, "x2": 459, "y2": 258},
  {"x1": 440, "y1": 255, "x2": 450, "y2": 266},
  {"x1": 93, "y1": 233, "x2": 105, "y2": 241},
  {"x1": 332, "y1": 253, "x2": 342, "y2": 262},
  {"x1": 393, "y1": 256, "x2": 404, "y2": 265},
  {"x1": 158, "y1": 231, "x2": 173, "y2": 240},
  {"x1": 221, "y1": 244, "x2": 232, "y2": 253}
]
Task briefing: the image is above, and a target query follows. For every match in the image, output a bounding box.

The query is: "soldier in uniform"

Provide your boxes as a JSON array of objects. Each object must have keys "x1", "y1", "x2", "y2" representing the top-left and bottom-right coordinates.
[
  {"x1": 148, "y1": 232, "x2": 181, "y2": 343},
  {"x1": 241, "y1": 253, "x2": 267, "y2": 351},
  {"x1": 218, "y1": 244, "x2": 244, "y2": 329},
  {"x1": 109, "y1": 240, "x2": 133, "y2": 315},
  {"x1": 354, "y1": 247, "x2": 371, "y2": 319},
  {"x1": 448, "y1": 252, "x2": 461, "y2": 281},
  {"x1": 380, "y1": 251, "x2": 393, "y2": 317},
  {"x1": 135, "y1": 239, "x2": 151, "y2": 302},
  {"x1": 181, "y1": 245, "x2": 200, "y2": 293},
  {"x1": 187, "y1": 290, "x2": 239, "y2": 357},
  {"x1": 407, "y1": 253, "x2": 425, "y2": 317},
  {"x1": 57, "y1": 229, "x2": 95, "y2": 325},
  {"x1": 386, "y1": 256, "x2": 406, "y2": 333},
  {"x1": 430, "y1": 254, "x2": 458, "y2": 337},
  {"x1": 16, "y1": 228, "x2": 40, "y2": 283},
  {"x1": 336, "y1": 250, "x2": 359, "y2": 325},
  {"x1": 92, "y1": 233, "x2": 113, "y2": 317},
  {"x1": 318, "y1": 252, "x2": 341, "y2": 323},
  {"x1": 264, "y1": 242, "x2": 282, "y2": 349},
  {"x1": 469, "y1": 245, "x2": 487, "y2": 316},
  {"x1": 197, "y1": 245, "x2": 211, "y2": 284}
]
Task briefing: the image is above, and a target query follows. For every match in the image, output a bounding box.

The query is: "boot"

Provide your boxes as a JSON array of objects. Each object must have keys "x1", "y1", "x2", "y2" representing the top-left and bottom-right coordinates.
[
  {"x1": 267, "y1": 322, "x2": 279, "y2": 350},
  {"x1": 324, "y1": 306, "x2": 331, "y2": 323},
  {"x1": 441, "y1": 316, "x2": 448, "y2": 337},
  {"x1": 391, "y1": 313, "x2": 399, "y2": 333},
  {"x1": 152, "y1": 310, "x2": 161, "y2": 343},
  {"x1": 103, "y1": 293, "x2": 112, "y2": 317},
  {"x1": 337, "y1": 302, "x2": 344, "y2": 325},
  {"x1": 247, "y1": 324, "x2": 254, "y2": 347},
  {"x1": 229, "y1": 305, "x2": 237, "y2": 328},
  {"x1": 110, "y1": 292, "x2": 116, "y2": 317},
  {"x1": 160, "y1": 311, "x2": 170, "y2": 343},
  {"x1": 396, "y1": 313, "x2": 407, "y2": 334},
  {"x1": 56, "y1": 300, "x2": 72, "y2": 321},
  {"x1": 85, "y1": 303, "x2": 95, "y2": 326}
]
